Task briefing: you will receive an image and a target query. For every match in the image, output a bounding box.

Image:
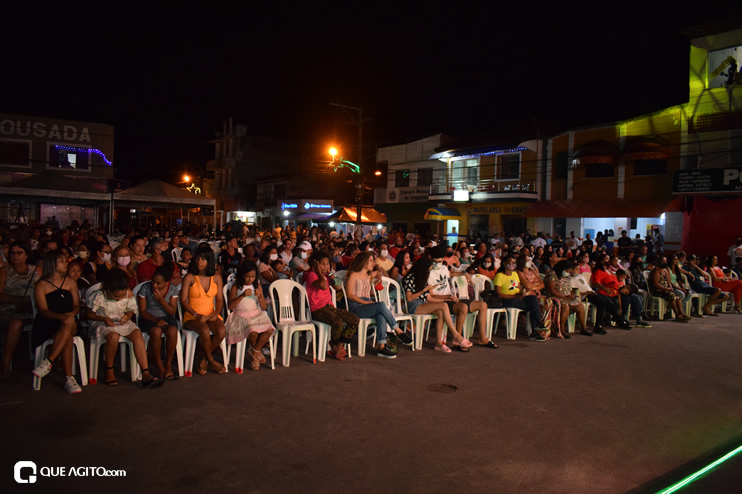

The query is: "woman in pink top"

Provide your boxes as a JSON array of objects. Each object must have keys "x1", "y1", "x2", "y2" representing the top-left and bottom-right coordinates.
[{"x1": 305, "y1": 251, "x2": 358, "y2": 360}]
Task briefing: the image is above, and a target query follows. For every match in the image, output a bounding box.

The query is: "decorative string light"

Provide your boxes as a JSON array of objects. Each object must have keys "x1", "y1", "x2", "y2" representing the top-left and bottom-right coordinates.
[
  {"x1": 453, "y1": 146, "x2": 529, "y2": 160},
  {"x1": 54, "y1": 145, "x2": 113, "y2": 166}
]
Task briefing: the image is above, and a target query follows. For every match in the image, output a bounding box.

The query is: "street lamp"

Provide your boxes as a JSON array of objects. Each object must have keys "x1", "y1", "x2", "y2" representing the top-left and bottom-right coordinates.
[{"x1": 328, "y1": 147, "x2": 363, "y2": 238}]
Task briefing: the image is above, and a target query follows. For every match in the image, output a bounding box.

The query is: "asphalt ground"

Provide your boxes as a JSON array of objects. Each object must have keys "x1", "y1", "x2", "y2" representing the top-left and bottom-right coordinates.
[{"x1": 2, "y1": 312, "x2": 741, "y2": 493}]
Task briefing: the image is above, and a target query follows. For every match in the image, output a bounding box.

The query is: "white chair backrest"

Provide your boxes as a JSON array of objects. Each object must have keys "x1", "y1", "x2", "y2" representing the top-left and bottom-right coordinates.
[
  {"x1": 581, "y1": 272, "x2": 592, "y2": 289},
  {"x1": 333, "y1": 270, "x2": 347, "y2": 281},
  {"x1": 294, "y1": 270, "x2": 304, "y2": 285},
  {"x1": 731, "y1": 270, "x2": 739, "y2": 280},
  {"x1": 171, "y1": 248, "x2": 182, "y2": 262},
  {"x1": 31, "y1": 289, "x2": 38, "y2": 317},
  {"x1": 380, "y1": 277, "x2": 404, "y2": 314},
  {"x1": 133, "y1": 281, "x2": 148, "y2": 298},
  {"x1": 269, "y1": 279, "x2": 309, "y2": 323},
  {"x1": 223, "y1": 281, "x2": 235, "y2": 318},
  {"x1": 450, "y1": 275, "x2": 469, "y2": 299},
  {"x1": 85, "y1": 282, "x2": 102, "y2": 304},
  {"x1": 470, "y1": 274, "x2": 493, "y2": 300}
]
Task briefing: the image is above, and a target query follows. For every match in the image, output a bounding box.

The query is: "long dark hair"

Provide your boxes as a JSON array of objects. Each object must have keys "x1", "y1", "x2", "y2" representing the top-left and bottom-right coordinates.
[
  {"x1": 188, "y1": 247, "x2": 216, "y2": 276},
  {"x1": 408, "y1": 256, "x2": 432, "y2": 290},
  {"x1": 393, "y1": 250, "x2": 409, "y2": 271},
  {"x1": 41, "y1": 250, "x2": 65, "y2": 280},
  {"x1": 236, "y1": 260, "x2": 259, "y2": 289}
]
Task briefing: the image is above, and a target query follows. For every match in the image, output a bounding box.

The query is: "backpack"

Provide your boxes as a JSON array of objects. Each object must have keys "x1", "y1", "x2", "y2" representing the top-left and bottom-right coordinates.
[{"x1": 479, "y1": 289, "x2": 503, "y2": 308}]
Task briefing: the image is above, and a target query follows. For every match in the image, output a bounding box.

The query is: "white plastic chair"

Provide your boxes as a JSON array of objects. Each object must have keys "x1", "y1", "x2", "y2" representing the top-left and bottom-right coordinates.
[
  {"x1": 450, "y1": 275, "x2": 479, "y2": 340},
  {"x1": 307, "y1": 286, "x2": 352, "y2": 362},
  {"x1": 269, "y1": 280, "x2": 316, "y2": 366},
  {"x1": 471, "y1": 274, "x2": 508, "y2": 340},
  {"x1": 643, "y1": 271, "x2": 672, "y2": 320},
  {"x1": 33, "y1": 336, "x2": 88, "y2": 391},
  {"x1": 177, "y1": 299, "x2": 229, "y2": 377},
  {"x1": 134, "y1": 281, "x2": 185, "y2": 378},
  {"x1": 223, "y1": 281, "x2": 276, "y2": 372},
  {"x1": 77, "y1": 283, "x2": 139, "y2": 384},
  {"x1": 377, "y1": 277, "x2": 414, "y2": 349},
  {"x1": 402, "y1": 296, "x2": 438, "y2": 350}
]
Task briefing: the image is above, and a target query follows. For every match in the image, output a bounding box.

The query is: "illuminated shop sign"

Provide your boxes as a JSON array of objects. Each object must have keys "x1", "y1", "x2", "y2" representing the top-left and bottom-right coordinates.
[{"x1": 278, "y1": 199, "x2": 334, "y2": 212}]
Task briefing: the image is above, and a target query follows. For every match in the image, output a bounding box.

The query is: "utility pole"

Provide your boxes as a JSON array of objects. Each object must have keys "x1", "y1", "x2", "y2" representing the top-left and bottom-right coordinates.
[{"x1": 330, "y1": 103, "x2": 371, "y2": 241}]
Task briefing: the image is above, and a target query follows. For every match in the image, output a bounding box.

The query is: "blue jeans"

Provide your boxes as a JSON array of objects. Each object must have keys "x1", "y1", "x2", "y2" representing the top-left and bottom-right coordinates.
[
  {"x1": 501, "y1": 295, "x2": 542, "y2": 328},
  {"x1": 620, "y1": 293, "x2": 645, "y2": 320},
  {"x1": 347, "y1": 297, "x2": 397, "y2": 344}
]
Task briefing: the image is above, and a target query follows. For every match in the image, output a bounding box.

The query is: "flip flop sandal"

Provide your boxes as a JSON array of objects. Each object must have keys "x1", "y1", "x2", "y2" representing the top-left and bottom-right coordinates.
[
  {"x1": 451, "y1": 345, "x2": 470, "y2": 352},
  {"x1": 456, "y1": 338, "x2": 473, "y2": 348},
  {"x1": 476, "y1": 341, "x2": 499, "y2": 349},
  {"x1": 434, "y1": 344, "x2": 452, "y2": 353},
  {"x1": 210, "y1": 362, "x2": 227, "y2": 374},
  {"x1": 197, "y1": 358, "x2": 208, "y2": 375}
]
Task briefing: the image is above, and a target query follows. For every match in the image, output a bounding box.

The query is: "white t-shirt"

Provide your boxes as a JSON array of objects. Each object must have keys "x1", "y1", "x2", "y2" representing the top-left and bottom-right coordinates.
[
  {"x1": 565, "y1": 237, "x2": 580, "y2": 250},
  {"x1": 427, "y1": 264, "x2": 451, "y2": 297},
  {"x1": 530, "y1": 237, "x2": 546, "y2": 248}
]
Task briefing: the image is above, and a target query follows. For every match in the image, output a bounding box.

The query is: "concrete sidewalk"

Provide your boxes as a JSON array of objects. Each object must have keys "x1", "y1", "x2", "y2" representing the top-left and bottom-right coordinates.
[{"x1": 2, "y1": 314, "x2": 741, "y2": 493}]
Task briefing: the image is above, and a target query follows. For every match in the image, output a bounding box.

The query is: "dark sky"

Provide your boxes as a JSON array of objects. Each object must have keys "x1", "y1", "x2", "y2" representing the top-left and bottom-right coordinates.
[{"x1": 4, "y1": 6, "x2": 722, "y2": 184}]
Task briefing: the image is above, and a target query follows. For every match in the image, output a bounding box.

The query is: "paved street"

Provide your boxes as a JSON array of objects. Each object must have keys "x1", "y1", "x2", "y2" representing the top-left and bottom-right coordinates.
[{"x1": 2, "y1": 314, "x2": 741, "y2": 493}]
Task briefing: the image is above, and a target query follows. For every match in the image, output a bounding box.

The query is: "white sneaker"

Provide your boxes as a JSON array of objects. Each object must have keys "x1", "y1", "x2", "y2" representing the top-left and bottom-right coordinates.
[
  {"x1": 64, "y1": 376, "x2": 82, "y2": 394},
  {"x1": 32, "y1": 359, "x2": 52, "y2": 378}
]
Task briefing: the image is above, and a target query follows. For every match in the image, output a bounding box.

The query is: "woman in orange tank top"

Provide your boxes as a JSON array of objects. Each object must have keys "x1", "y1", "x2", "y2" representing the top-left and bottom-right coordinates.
[{"x1": 180, "y1": 248, "x2": 227, "y2": 374}]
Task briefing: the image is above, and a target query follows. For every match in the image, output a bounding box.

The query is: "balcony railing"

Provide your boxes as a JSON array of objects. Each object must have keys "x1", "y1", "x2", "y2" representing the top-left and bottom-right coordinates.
[{"x1": 430, "y1": 180, "x2": 537, "y2": 195}]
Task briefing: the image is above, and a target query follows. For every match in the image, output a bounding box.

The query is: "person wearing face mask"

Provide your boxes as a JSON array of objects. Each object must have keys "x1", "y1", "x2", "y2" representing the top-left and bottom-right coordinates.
[
  {"x1": 111, "y1": 245, "x2": 138, "y2": 290},
  {"x1": 476, "y1": 254, "x2": 497, "y2": 280},
  {"x1": 258, "y1": 245, "x2": 281, "y2": 296},
  {"x1": 290, "y1": 242, "x2": 312, "y2": 277},
  {"x1": 83, "y1": 240, "x2": 113, "y2": 285},
  {"x1": 493, "y1": 254, "x2": 548, "y2": 341},
  {"x1": 458, "y1": 246, "x2": 472, "y2": 267},
  {"x1": 376, "y1": 242, "x2": 394, "y2": 273},
  {"x1": 75, "y1": 242, "x2": 91, "y2": 262},
  {"x1": 137, "y1": 240, "x2": 182, "y2": 286}
]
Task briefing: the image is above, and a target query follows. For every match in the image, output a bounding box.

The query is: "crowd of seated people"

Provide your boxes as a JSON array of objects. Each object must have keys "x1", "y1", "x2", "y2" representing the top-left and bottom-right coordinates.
[{"x1": 0, "y1": 221, "x2": 739, "y2": 392}]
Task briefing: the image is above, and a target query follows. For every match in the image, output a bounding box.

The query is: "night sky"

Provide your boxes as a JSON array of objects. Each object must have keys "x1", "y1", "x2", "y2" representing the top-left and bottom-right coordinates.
[{"x1": 4, "y1": 6, "x2": 725, "y2": 184}]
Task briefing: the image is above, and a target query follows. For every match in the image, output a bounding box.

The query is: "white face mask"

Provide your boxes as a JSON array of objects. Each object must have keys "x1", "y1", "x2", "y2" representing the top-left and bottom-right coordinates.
[
  {"x1": 300, "y1": 252, "x2": 307, "y2": 260},
  {"x1": 380, "y1": 250, "x2": 388, "y2": 258},
  {"x1": 78, "y1": 251, "x2": 89, "y2": 259},
  {"x1": 118, "y1": 256, "x2": 131, "y2": 267},
  {"x1": 102, "y1": 252, "x2": 112, "y2": 263},
  {"x1": 483, "y1": 262, "x2": 492, "y2": 268},
  {"x1": 269, "y1": 253, "x2": 278, "y2": 261},
  {"x1": 525, "y1": 261, "x2": 532, "y2": 269}
]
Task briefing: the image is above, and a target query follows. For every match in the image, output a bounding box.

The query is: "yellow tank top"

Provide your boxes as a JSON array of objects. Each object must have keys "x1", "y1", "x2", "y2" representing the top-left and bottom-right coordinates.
[{"x1": 183, "y1": 276, "x2": 222, "y2": 322}]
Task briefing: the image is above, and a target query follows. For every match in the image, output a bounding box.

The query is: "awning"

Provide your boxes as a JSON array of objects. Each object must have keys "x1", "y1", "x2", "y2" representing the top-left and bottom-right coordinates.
[
  {"x1": 524, "y1": 198, "x2": 681, "y2": 218},
  {"x1": 620, "y1": 136, "x2": 671, "y2": 161},
  {"x1": 316, "y1": 207, "x2": 387, "y2": 224},
  {"x1": 424, "y1": 207, "x2": 461, "y2": 221},
  {"x1": 572, "y1": 140, "x2": 618, "y2": 166}
]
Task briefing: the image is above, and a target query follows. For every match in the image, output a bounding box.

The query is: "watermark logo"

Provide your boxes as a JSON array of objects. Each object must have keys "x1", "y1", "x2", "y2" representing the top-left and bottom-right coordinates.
[
  {"x1": 13, "y1": 461, "x2": 126, "y2": 483},
  {"x1": 14, "y1": 461, "x2": 36, "y2": 483}
]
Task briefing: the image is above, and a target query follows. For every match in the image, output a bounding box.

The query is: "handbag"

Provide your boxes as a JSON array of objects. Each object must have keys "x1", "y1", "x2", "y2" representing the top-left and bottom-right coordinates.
[{"x1": 479, "y1": 289, "x2": 503, "y2": 308}]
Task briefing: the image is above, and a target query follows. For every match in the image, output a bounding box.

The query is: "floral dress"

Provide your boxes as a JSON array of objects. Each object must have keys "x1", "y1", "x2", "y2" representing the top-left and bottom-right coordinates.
[
  {"x1": 89, "y1": 290, "x2": 139, "y2": 340},
  {"x1": 524, "y1": 269, "x2": 560, "y2": 336},
  {"x1": 225, "y1": 285, "x2": 275, "y2": 345}
]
